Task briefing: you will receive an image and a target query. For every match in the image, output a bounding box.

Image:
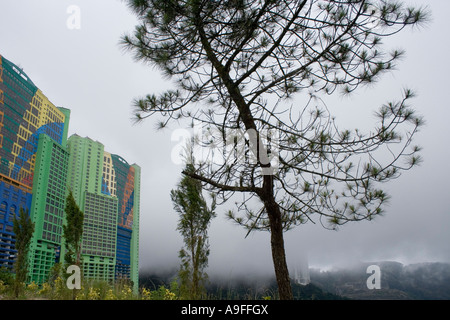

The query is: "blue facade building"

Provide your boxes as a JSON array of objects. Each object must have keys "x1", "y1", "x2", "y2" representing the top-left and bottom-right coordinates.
[{"x1": 0, "y1": 180, "x2": 32, "y2": 270}]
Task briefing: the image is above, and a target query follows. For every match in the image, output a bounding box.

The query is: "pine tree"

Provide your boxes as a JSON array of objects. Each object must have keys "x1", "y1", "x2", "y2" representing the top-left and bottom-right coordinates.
[{"x1": 123, "y1": 0, "x2": 429, "y2": 299}]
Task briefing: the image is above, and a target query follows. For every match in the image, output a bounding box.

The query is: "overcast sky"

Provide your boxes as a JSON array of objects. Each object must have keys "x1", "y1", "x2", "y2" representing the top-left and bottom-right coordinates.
[{"x1": 1, "y1": 0, "x2": 449, "y2": 279}]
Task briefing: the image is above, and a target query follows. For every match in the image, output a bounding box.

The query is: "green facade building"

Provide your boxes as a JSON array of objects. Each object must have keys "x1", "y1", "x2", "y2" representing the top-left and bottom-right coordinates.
[
  {"x1": 65, "y1": 135, "x2": 140, "y2": 290},
  {"x1": 28, "y1": 132, "x2": 70, "y2": 284}
]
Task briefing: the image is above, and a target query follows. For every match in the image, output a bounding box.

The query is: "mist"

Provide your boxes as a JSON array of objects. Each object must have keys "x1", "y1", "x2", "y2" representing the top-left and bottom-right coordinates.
[{"x1": 0, "y1": 0, "x2": 449, "y2": 284}]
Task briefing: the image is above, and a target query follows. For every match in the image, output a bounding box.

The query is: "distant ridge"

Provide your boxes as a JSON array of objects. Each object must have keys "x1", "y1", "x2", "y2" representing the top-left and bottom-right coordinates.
[
  {"x1": 139, "y1": 261, "x2": 450, "y2": 300},
  {"x1": 310, "y1": 261, "x2": 450, "y2": 300}
]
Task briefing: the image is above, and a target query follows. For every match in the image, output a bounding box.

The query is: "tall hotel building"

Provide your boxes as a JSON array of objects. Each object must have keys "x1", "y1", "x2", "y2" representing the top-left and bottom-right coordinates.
[
  {"x1": 0, "y1": 54, "x2": 140, "y2": 290},
  {"x1": 0, "y1": 54, "x2": 70, "y2": 284},
  {"x1": 65, "y1": 135, "x2": 140, "y2": 290}
]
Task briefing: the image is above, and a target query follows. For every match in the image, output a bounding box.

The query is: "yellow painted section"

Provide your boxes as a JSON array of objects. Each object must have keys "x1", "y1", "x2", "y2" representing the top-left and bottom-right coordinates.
[
  {"x1": 102, "y1": 151, "x2": 117, "y2": 197},
  {"x1": 34, "y1": 89, "x2": 65, "y2": 127},
  {"x1": 12, "y1": 89, "x2": 67, "y2": 187}
]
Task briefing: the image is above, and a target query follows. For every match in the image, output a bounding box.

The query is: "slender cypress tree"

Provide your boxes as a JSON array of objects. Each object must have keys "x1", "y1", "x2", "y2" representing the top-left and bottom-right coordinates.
[
  {"x1": 13, "y1": 208, "x2": 34, "y2": 298},
  {"x1": 171, "y1": 164, "x2": 216, "y2": 299},
  {"x1": 63, "y1": 191, "x2": 84, "y2": 271}
]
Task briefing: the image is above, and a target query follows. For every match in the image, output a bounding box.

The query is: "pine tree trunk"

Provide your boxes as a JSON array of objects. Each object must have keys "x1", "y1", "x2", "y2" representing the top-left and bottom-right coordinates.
[
  {"x1": 266, "y1": 203, "x2": 293, "y2": 300},
  {"x1": 262, "y1": 176, "x2": 293, "y2": 300}
]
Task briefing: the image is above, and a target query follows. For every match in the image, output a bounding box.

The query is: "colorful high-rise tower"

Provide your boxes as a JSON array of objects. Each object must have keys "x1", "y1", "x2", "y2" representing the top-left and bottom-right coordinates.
[
  {"x1": 0, "y1": 54, "x2": 70, "y2": 283},
  {"x1": 65, "y1": 135, "x2": 140, "y2": 290},
  {"x1": 1, "y1": 53, "x2": 140, "y2": 291}
]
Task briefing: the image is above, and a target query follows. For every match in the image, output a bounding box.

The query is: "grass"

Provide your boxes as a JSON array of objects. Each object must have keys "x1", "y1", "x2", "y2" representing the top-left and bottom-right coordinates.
[{"x1": 0, "y1": 278, "x2": 178, "y2": 300}]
